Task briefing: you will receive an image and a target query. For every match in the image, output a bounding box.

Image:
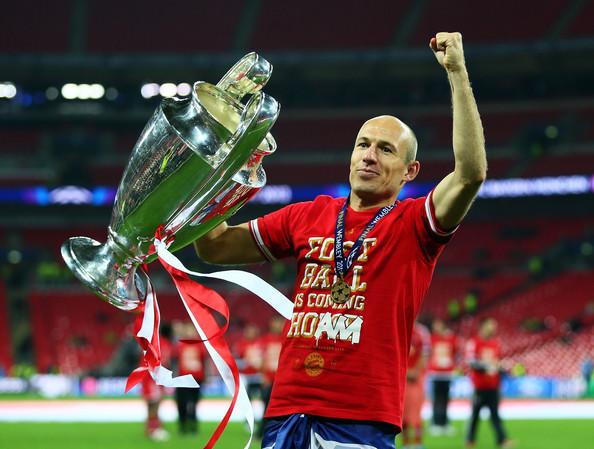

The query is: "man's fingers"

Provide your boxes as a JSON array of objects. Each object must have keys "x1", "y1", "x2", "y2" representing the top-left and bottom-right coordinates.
[
  {"x1": 435, "y1": 34, "x2": 450, "y2": 50},
  {"x1": 434, "y1": 32, "x2": 463, "y2": 50},
  {"x1": 429, "y1": 37, "x2": 438, "y2": 52}
]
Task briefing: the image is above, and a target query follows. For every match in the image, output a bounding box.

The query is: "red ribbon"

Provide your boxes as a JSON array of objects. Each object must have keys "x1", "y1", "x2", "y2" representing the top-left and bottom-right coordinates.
[
  {"x1": 156, "y1": 251, "x2": 239, "y2": 449},
  {"x1": 125, "y1": 271, "x2": 161, "y2": 393}
]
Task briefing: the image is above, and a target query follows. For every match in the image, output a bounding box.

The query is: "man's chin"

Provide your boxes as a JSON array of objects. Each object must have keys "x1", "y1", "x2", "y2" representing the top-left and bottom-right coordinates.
[
  {"x1": 351, "y1": 184, "x2": 398, "y2": 204},
  {"x1": 351, "y1": 181, "x2": 379, "y2": 195}
]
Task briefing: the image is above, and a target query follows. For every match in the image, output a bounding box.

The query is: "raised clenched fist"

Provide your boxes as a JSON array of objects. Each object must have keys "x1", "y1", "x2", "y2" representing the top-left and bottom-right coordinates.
[{"x1": 430, "y1": 32, "x2": 466, "y2": 73}]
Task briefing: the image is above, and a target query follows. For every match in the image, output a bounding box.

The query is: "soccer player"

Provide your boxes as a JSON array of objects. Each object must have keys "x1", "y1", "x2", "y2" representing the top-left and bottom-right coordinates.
[
  {"x1": 258, "y1": 316, "x2": 285, "y2": 437},
  {"x1": 465, "y1": 318, "x2": 513, "y2": 448},
  {"x1": 234, "y1": 323, "x2": 264, "y2": 400},
  {"x1": 428, "y1": 318, "x2": 459, "y2": 435},
  {"x1": 195, "y1": 32, "x2": 486, "y2": 448},
  {"x1": 174, "y1": 322, "x2": 208, "y2": 435},
  {"x1": 402, "y1": 322, "x2": 431, "y2": 449}
]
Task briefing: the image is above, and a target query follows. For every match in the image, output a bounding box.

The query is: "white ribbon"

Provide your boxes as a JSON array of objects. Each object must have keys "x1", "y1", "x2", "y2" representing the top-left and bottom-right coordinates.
[
  {"x1": 154, "y1": 239, "x2": 294, "y2": 320},
  {"x1": 178, "y1": 290, "x2": 255, "y2": 449},
  {"x1": 136, "y1": 281, "x2": 200, "y2": 389}
]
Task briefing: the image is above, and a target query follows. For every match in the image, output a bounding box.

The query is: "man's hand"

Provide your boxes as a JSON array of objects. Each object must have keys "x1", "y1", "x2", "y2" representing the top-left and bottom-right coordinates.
[{"x1": 430, "y1": 32, "x2": 466, "y2": 73}]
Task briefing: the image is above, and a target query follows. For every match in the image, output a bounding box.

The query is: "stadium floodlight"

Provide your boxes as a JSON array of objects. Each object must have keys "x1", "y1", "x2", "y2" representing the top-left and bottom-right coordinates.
[
  {"x1": 159, "y1": 82, "x2": 177, "y2": 98},
  {"x1": 5, "y1": 83, "x2": 16, "y2": 99},
  {"x1": 89, "y1": 84, "x2": 105, "y2": 99},
  {"x1": 177, "y1": 82, "x2": 192, "y2": 96},
  {"x1": 61, "y1": 83, "x2": 79, "y2": 100},
  {"x1": 78, "y1": 83, "x2": 92, "y2": 100},
  {"x1": 0, "y1": 82, "x2": 17, "y2": 99},
  {"x1": 141, "y1": 83, "x2": 159, "y2": 99}
]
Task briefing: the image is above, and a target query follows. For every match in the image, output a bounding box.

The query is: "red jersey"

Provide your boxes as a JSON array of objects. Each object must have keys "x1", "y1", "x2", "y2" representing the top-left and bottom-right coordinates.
[
  {"x1": 429, "y1": 332, "x2": 458, "y2": 376},
  {"x1": 260, "y1": 333, "x2": 284, "y2": 384},
  {"x1": 249, "y1": 193, "x2": 453, "y2": 429},
  {"x1": 465, "y1": 336, "x2": 501, "y2": 390},
  {"x1": 234, "y1": 338, "x2": 263, "y2": 375},
  {"x1": 176, "y1": 340, "x2": 207, "y2": 381}
]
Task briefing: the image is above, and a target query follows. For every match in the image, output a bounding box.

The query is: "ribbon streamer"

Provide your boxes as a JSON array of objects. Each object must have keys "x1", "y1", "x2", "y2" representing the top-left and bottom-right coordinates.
[
  {"x1": 151, "y1": 236, "x2": 293, "y2": 449},
  {"x1": 126, "y1": 227, "x2": 294, "y2": 448},
  {"x1": 153, "y1": 239, "x2": 294, "y2": 320},
  {"x1": 125, "y1": 277, "x2": 200, "y2": 392}
]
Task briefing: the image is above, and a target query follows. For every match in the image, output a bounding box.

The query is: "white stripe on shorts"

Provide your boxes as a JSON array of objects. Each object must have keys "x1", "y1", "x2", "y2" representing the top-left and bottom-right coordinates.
[{"x1": 312, "y1": 430, "x2": 378, "y2": 449}]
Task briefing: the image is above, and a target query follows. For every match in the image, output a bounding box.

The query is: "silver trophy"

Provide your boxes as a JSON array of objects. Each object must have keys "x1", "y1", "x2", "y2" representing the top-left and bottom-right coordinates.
[{"x1": 61, "y1": 53, "x2": 280, "y2": 311}]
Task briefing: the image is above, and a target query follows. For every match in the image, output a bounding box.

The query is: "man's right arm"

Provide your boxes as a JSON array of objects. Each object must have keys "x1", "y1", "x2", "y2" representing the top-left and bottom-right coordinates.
[{"x1": 193, "y1": 221, "x2": 267, "y2": 265}]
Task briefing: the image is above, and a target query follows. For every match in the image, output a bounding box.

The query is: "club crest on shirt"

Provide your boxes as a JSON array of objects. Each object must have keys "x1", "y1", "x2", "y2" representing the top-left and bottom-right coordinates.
[{"x1": 304, "y1": 352, "x2": 324, "y2": 377}]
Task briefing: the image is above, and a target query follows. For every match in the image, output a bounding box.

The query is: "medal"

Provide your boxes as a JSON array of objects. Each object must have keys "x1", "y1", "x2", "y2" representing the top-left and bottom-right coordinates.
[
  {"x1": 331, "y1": 277, "x2": 351, "y2": 305},
  {"x1": 332, "y1": 196, "x2": 395, "y2": 305}
]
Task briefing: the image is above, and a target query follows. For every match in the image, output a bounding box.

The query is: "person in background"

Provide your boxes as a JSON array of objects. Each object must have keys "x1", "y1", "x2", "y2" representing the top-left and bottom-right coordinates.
[
  {"x1": 174, "y1": 322, "x2": 208, "y2": 435},
  {"x1": 142, "y1": 322, "x2": 173, "y2": 441},
  {"x1": 428, "y1": 318, "x2": 459, "y2": 435},
  {"x1": 465, "y1": 318, "x2": 513, "y2": 448},
  {"x1": 258, "y1": 316, "x2": 285, "y2": 437},
  {"x1": 234, "y1": 323, "x2": 264, "y2": 400},
  {"x1": 402, "y1": 321, "x2": 431, "y2": 449}
]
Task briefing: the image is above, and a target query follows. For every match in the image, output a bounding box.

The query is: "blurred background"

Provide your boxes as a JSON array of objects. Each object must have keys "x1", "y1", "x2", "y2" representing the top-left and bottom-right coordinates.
[{"x1": 0, "y1": 0, "x2": 593, "y2": 447}]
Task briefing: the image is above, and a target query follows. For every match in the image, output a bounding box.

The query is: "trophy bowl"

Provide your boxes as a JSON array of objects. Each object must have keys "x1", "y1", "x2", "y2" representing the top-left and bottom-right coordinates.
[{"x1": 61, "y1": 53, "x2": 280, "y2": 310}]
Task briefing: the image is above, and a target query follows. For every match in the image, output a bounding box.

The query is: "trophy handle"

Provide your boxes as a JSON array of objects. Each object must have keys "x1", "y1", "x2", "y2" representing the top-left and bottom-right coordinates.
[
  {"x1": 224, "y1": 90, "x2": 280, "y2": 164},
  {"x1": 216, "y1": 52, "x2": 272, "y2": 101},
  {"x1": 163, "y1": 89, "x2": 280, "y2": 238}
]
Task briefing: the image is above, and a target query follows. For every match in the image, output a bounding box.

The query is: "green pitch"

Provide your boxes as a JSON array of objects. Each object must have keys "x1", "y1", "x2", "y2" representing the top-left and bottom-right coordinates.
[{"x1": 0, "y1": 420, "x2": 591, "y2": 448}]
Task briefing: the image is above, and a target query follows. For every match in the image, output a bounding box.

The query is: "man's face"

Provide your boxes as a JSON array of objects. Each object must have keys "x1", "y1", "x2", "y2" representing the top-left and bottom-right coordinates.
[
  {"x1": 433, "y1": 319, "x2": 446, "y2": 334},
  {"x1": 481, "y1": 319, "x2": 497, "y2": 338},
  {"x1": 349, "y1": 117, "x2": 417, "y2": 204}
]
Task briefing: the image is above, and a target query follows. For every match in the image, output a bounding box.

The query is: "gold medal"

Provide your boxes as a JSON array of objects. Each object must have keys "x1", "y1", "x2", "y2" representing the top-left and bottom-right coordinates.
[{"x1": 331, "y1": 277, "x2": 351, "y2": 305}]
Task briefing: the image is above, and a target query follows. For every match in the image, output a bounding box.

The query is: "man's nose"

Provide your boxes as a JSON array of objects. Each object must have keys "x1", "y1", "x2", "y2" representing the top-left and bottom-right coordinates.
[{"x1": 362, "y1": 144, "x2": 378, "y2": 163}]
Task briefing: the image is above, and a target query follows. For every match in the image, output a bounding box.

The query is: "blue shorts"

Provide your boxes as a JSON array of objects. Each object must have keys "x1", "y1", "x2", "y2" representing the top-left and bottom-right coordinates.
[{"x1": 262, "y1": 414, "x2": 397, "y2": 449}]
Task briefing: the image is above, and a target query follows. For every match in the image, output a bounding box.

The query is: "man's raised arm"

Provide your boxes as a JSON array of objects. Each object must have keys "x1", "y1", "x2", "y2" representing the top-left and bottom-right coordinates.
[
  {"x1": 193, "y1": 222, "x2": 267, "y2": 265},
  {"x1": 430, "y1": 32, "x2": 487, "y2": 230}
]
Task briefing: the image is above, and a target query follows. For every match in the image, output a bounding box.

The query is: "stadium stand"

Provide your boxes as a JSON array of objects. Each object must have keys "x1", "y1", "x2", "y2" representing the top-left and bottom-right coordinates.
[
  {"x1": 512, "y1": 329, "x2": 593, "y2": 377},
  {"x1": 408, "y1": 0, "x2": 568, "y2": 45},
  {"x1": 563, "y1": 0, "x2": 594, "y2": 37},
  {"x1": 0, "y1": 2, "x2": 71, "y2": 52},
  {"x1": 250, "y1": 0, "x2": 408, "y2": 51},
  {"x1": 28, "y1": 290, "x2": 137, "y2": 374},
  {"x1": 86, "y1": 0, "x2": 244, "y2": 53},
  {"x1": 0, "y1": 282, "x2": 12, "y2": 375},
  {"x1": 1, "y1": 0, "x2": 593, "y2": 387}
]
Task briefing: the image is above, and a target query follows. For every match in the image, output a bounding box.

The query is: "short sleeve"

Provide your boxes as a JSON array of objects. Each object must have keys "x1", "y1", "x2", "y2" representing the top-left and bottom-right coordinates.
[
  {"x1": 412, "y1": 190, "x2": 458, "y2": 262},
  {"x1": 248, "y1": 202, "x2": 308, "y2": 261}
]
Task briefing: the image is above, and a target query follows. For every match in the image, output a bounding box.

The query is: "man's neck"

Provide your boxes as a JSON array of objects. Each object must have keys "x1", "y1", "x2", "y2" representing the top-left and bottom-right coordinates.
[{"x1": 349, "y1": 193, "x2": 397, "y2": 212}]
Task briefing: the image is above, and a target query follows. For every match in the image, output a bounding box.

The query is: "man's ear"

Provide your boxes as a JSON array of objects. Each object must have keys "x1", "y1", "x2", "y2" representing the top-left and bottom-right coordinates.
[{"x1": 404, "y1": 161, "x2": 420, "y2": 182}]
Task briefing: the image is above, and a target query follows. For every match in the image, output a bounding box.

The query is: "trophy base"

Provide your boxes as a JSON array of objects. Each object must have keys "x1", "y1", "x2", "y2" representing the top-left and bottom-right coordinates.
[{"x1": 61, "y1": 236, "x2": 147, "y2": 312}]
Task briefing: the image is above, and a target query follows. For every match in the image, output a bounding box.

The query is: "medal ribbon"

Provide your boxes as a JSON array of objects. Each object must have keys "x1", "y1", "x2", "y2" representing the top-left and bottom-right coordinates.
[{"x1": 334, "y1": 197, "x2": 395, "y2": 279}]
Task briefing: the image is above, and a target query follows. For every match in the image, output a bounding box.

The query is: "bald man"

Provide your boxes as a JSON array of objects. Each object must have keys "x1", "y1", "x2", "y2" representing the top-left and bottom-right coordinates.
[{"x1": 194, "y1": 32, "x2": 486, "y2": 449}]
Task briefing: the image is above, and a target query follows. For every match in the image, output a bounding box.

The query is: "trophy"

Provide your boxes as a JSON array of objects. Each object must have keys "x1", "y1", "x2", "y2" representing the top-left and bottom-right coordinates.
[{"x1": 61, "y1": 53, "x2": 280, "y2": 311}]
